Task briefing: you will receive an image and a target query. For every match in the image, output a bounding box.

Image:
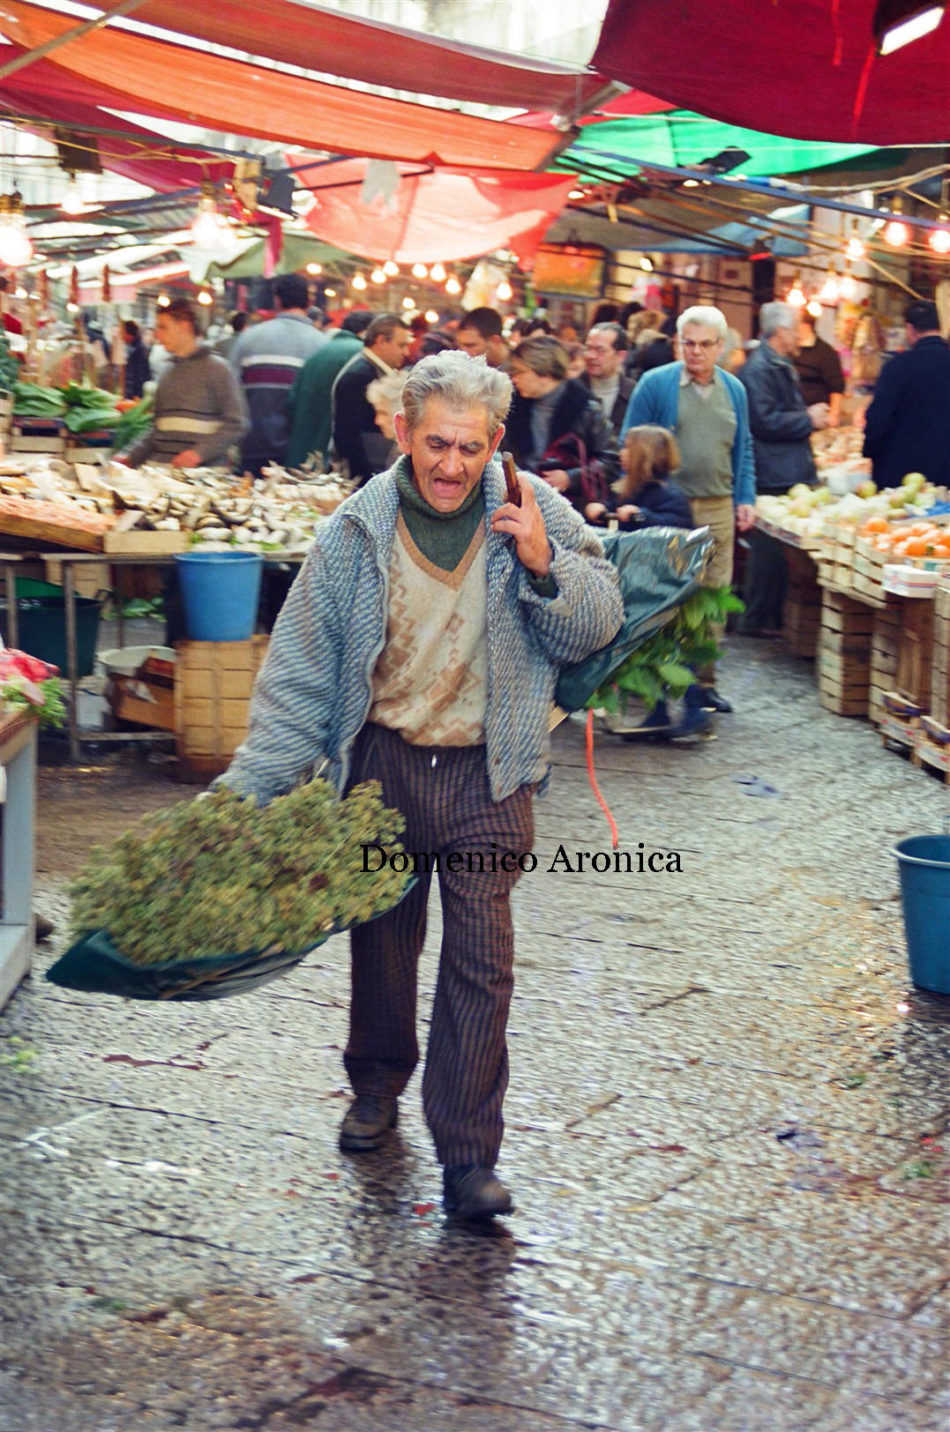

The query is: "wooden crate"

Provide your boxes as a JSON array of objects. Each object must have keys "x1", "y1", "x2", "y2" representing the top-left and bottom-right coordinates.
[
  {"x1": 869, "y1": 604, "x2": 902, "y2": 726},
  {"x1": 174, "y1": 636, "x2": 269, "y2": 776},
  {"x1": 895, "y1": 597, "x2": 934, "y2": 710},
  {"x1": 915, "y1": 716, "x2": 950, "y2": 784},
  {"x1": 44, "y1": 557, "x2": 111, "y2": 599},
  {"x1": 932, "y1": 576, "x2": 950, "y2": 725}
]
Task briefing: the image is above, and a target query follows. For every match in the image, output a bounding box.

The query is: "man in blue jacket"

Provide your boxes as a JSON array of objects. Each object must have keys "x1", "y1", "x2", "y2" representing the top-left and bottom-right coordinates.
[
  {"x1": 218, "y1": 352, "x2": 623, "y2": 1221},
  {"x1": 622, "y1": 305, "x2": 756, "y2": 719},
  {"x1": 863, "y1": 300, "x2": 950, "y2": 490}
]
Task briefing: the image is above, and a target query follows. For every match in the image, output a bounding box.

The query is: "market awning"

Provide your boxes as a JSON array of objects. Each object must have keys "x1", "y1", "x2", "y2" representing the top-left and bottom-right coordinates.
[
  {"x1": 295, "y1": 157, "x2": 579, "y2": 266},
  {"x1": 1, "y1": 1, "x2": 570, "y2": 171},
  {"x1": 105, "y1": 0, "x2": 614, "y2": 118},
  {"x1": 560, "y1": 114, "x2": 876, "y2": 181},
  {"x1": 592, "y1": 0, "x2": 950, "y2": 144},
  {"x1": 1, "y1": 50, "x2": 231, "y2": 192}
]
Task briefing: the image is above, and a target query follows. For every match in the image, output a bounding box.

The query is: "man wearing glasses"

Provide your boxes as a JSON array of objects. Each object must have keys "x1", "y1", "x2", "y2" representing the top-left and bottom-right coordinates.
[{"x1": 621, "y1": 305, "x2": 756, "y2": 718}]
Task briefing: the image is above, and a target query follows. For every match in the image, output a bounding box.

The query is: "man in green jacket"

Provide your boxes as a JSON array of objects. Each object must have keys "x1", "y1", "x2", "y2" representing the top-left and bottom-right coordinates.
[{"x1": 285, "y1": 310, "x2": 373, "y2": 469}]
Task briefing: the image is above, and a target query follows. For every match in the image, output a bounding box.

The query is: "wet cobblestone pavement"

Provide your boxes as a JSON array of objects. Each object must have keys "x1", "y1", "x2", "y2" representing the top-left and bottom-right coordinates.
[{"x1": 2, "y1": 638, "x2": 949, "y2": 1431}]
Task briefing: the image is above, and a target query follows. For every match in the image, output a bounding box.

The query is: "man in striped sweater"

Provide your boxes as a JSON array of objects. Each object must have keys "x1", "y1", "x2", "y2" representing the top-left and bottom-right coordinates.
[
  {"x1": 219, "y1": 352, "x2": 623, "y2": 1220},
  {"x1": 229, "y1": 274, "x2": 327, "y2": 475},
  {"x1": 122, "y1": 299, "x2": 248, "y2": 469}
]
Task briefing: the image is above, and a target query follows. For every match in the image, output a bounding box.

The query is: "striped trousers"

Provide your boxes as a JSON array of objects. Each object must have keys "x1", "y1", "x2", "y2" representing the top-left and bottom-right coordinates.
[{"x1": 345, "y1": 722, "x2": 534, "y2": 1168}]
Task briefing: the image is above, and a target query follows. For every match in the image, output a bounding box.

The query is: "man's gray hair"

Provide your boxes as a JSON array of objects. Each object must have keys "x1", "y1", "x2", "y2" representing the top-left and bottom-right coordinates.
[
  {"x1": 759, "y1": 302, "x2": 798, "y2": 338},
  {"x1": 676, "y1": 305, "x2": 728, "y2": 340},
  {"x1": 400, "y1": 351, "x2": 512, "y2": 434}
]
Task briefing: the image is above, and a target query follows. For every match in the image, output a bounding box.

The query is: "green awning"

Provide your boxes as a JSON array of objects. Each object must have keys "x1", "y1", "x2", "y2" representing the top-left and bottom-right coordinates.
[{"x1": 560, "y1": 114, "x2": 874, "y2": 181}]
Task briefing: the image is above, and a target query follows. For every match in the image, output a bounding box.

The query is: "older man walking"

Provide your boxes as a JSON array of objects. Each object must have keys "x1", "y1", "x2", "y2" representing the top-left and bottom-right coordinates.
[
  {"x1": 217, "y1": 352, "x2": 623, "y2": 1220},
  {"x1": 737, "y1": 302, "x2": 830, "y2": 635},
  {"x1": 580, "y1": 322, "x2": 635, "y2": 436},
  {"x1": 621, "y1": 304, "x2": 756, "y2": 725}
]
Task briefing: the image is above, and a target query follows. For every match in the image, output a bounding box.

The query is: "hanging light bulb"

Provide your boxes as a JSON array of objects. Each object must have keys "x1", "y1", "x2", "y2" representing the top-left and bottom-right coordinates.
[
  {"x1": 882, "y1": 197, "x2": 910, "y2": 247},
  {"x1": 324, "y1": 287, "x2": 337, "y2": 298},
  {"x1": 411, "y1": 262, "x2": 428, "y2": 279},
  {"x1": 840, "y1": 268, "x2": 859, "y2": 301},
  {"x1": 0, "y1": 193, "x2": 34, "y2": 269},
  {"x1": 306, "y1": 262, "x2": 322, "y2": 276},
  {"x1": 638, "y1": 255, "x2": 654, "y2": 272},
  {"x1": 819, "y1": 266, "x2": 841, "y2": 304},
  {"x1": 786, "y1": 274, "x2": 807, "y2": 307},
  {"x1": 370, "y1": 266, "x2": 387, "y2": 284},
  {"x1": 928, "y1": 220, "x2": 950, "y2": 254},
  {"x1": 444, "y1": 275, "x2": 462, "y2": 296},
  {"x1": 496, "y1": 279, "x2": 513, "y2": 302},
  {"x1": 401, "y1": 296, "x2": 416, "y2": 310},
  {"x1": 190, "y1": 181, "x2": 237, "y2": 255},
  {"x1": 197, "y1": 289, "x2": 214, "y2": 307},
  {"x1": 424, "y1": 309, "x2": 440, "y2": 324},
  {"x1": 351, "y1": 272, "x2": 368, "y2": 290},
  {"x1": 928, "y1": 182, "x2": 950, "y2": 253},
  {"x1": 844, "y1": 219, "x2": 867, "y2": 262},
  {"x1": 805, "y1": 298, "x2": 823, "y2": 319},
  {"x1": 383, "y1": 259, "x2": 399, "y2": 277},
  {"x1": 61, "y1": 173, "x2": 85, "y2": 217},
  {"x1": 429, "y1": 262, "x2": 447, "y2": 283},
  {"x1": 156, "y1": 293, "x2": 171, "y2": 307}
]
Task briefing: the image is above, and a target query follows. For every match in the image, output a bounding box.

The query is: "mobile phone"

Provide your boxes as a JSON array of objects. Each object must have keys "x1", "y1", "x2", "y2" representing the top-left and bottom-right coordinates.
[{"x1": 501, "y1": 451, "x2": 522, "y2": 507}]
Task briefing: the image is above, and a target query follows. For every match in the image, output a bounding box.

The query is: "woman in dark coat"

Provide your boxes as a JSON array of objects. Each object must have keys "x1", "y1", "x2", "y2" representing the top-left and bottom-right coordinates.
[
  {"x1": 122, "y1": 320, "x2": 151, "y2": 399},
  {"x1": 505, "y1": 335, "x2": 620, "y2": 517}
]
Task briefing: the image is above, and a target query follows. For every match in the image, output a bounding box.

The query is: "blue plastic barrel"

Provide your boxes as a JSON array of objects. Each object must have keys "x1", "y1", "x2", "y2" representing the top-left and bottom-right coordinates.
[
  {"x1": 892, "y1": 835, "x2": 950, "y2": 995},
  {"x1": 174, "y1": 551, "x2": 263, "y2": 643}
]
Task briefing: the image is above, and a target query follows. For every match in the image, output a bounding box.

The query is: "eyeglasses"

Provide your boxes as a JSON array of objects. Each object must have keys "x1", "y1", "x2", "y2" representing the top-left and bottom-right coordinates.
[{"x1": 681, "y1": 338, "x2": 720, "y2": 351}]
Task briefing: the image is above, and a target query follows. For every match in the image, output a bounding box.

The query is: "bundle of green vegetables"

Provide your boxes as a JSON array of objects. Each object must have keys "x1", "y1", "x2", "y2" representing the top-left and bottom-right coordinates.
[
  {"x1": 109, "y1": 395, "x2": 152, "y2": 453},
  {"x1": 14, "y1": 380, "x2": 122, "y2": 433},
  {"x1": 588, "y1": 586, "x2": 744, "y2": 714},
  {"x1": 68, "y1": 780, "x2": 411, "y2": 967}
]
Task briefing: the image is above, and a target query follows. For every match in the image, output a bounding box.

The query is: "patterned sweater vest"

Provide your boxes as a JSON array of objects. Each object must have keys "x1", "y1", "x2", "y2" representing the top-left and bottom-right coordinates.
[{"x1": 369, "y1": 512, "x2": 488, "y2": 746}]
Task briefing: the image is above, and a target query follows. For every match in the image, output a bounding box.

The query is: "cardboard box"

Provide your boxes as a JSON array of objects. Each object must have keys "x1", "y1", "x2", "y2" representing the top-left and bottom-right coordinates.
[{"x1": 108, "y1": 674, "x2": 176, "y2": 731}]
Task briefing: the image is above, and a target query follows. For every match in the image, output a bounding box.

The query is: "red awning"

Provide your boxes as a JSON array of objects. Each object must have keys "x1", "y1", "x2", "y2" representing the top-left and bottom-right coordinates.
[
  {"x1": 592, "y1": 0, "x2": 950, "y2": 144},
  {"x1": 295, "y1": 156, "x2": 578, "y2": 265},
  {"x1": 1, "y1": 2, "x2": 569, "y2": 171},
  {"x1": 130, "y1": 0, "x2": 612, "y2": 117},
  {"x1": 2, "y1": 47, "x2": 230, "y2": 191}
]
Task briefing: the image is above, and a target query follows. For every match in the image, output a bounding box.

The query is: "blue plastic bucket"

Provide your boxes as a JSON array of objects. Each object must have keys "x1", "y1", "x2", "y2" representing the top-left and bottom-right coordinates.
[
  {"x1": 892, "y1": 835, "x2": 950, "y2": 995},
  {"x1": 174, "y1": 551, "x2": 263, "y2": 643}
]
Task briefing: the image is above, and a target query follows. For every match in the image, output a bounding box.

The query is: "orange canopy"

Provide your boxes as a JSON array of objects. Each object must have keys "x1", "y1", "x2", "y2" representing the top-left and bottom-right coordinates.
[{"x1": 1, "y1": 1, "x2": 568, "y2": 171}]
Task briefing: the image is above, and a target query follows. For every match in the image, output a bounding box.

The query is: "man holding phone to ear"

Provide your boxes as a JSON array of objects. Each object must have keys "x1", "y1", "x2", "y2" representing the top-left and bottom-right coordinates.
[{"x1": 217, "y1": 351, "x2": 622, "y2": 1220}]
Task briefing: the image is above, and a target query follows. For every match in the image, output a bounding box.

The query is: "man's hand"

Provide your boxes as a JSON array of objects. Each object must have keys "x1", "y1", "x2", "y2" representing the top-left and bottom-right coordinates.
[
  {"x1": 807, "y1": 402, "x2": 830, "y2": 431},
  {"x1": 540, "y1": 468, "x2": 570, "y2": 493},
  {"x1": 736, "y1": 503, "x2": 756, "y2": 532},
  {"x1": 172, "y1": 448, "x2": 202, "y2": 469},
  {"x1": 491, "y1": 471, "x2": 552, "y2": 578}
]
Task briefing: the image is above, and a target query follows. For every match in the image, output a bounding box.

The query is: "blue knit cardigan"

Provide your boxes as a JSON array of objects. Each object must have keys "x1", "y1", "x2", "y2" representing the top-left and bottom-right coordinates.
[
  {"x1": 620, "y1": 361, "x2": 757, "y2": 509},
  {"x1": 219, "y1": 455, "x2": 623, "y2": 804}
]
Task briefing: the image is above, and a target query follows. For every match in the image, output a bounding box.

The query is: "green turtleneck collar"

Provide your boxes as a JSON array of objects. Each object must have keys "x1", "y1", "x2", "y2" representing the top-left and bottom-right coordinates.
[{"x1": 395, "y1": 458, "x2": 485, "y2": 573}]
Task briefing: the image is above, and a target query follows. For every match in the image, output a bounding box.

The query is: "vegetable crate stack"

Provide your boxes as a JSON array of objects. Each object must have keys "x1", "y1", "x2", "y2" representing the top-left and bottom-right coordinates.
[
  {"x1": 174, "y1": 636, "x2": 269, "y2": 778},
  {"x1": 915, "y1": 575, "x2": 950, "y2": 782},
  {"x1": 817, "y1": 591, "x2": 873, "y2": 718},
  {"x1": 869, "y1": 605, "x2": 902, "y2": 727},
  {"x1": 781, "y1": 547, "x2": 821, "y2": 659}
]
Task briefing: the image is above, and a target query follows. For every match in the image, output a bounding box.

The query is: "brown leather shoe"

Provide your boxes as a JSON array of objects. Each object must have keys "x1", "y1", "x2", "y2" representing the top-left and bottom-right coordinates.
[
  {"x1": 339, "y1": 1094, "x2": 398, "y2": 1152},
  {"x1": 443, "y1": 1164, "x2": 513, "y2": 1219}
]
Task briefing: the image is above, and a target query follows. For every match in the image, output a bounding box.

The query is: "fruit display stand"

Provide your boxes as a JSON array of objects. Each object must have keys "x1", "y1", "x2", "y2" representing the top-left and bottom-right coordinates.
[
  {"x1": 0, "y1": 710, "x2": 36, "y2": 1009},
  {"x1": 817, "y1": 591, "x2": 874, "y2": 717}
]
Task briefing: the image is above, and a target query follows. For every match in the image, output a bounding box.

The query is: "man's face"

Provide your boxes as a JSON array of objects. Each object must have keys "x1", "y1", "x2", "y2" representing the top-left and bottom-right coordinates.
[
  {"x1": 584, "y1": 330, "x2": 622, "y2": 380},
  {"x1": 456, "y1": 326, "x2": 489, "y2": 359},
  {"x1": 155, "y1": 312, "x2": 193, "y2": 356},
  {"x1": 679, "y1": 323, "x2": 723, "y2": 383},
  {"x1": 373, "y1": 326, "x2": 412, "y2": 369},
  {"x1": 394, "y1": 397, "x2": 503, "y2": 513},
  {"x1": 770, "y1": 324, "x2": 797, "y2": 358}
]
